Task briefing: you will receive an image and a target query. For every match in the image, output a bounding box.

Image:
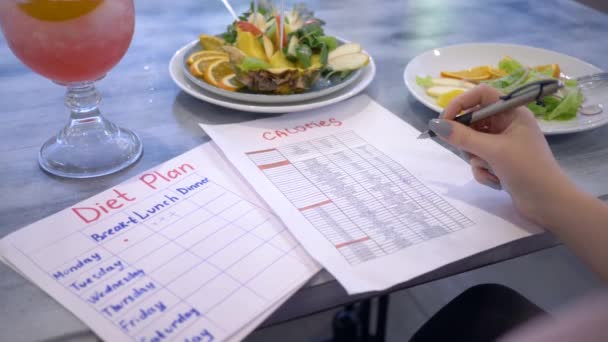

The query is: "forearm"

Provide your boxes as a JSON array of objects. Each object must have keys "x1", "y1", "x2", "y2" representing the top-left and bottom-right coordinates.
[{"x1": 539, "y1": 179, "x2": 608, "y2": 282}]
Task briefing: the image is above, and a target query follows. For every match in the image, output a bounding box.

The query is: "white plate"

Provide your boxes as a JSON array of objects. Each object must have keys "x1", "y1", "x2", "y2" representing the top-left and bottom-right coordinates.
[
  {"x1": 170, "y1": 41, "x2": 375, "y2": 113},
  {"x1": 404, "y1": 43, "x2": 608, "y2": 135},
  {"x1": 181, "y1": 40, "x2": 363, "y2": 104}
]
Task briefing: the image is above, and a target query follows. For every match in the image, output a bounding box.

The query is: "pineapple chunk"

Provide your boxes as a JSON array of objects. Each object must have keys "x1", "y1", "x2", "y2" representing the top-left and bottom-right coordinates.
[
  {"x1": 236, "y1": 30, "x2": 268, "y2": 61},
  {"x1": 269, "y1": 50, "x2": 295, "y2": 69}
]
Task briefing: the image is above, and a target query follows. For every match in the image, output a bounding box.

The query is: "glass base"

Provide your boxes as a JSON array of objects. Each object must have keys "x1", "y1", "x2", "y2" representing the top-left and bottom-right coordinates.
[
  {"x1": 37, "y1": 80, "x2": 143, "y2": 179},
  {"x1": 39, "y1": 125, "x2": 143, "y2": 179}
]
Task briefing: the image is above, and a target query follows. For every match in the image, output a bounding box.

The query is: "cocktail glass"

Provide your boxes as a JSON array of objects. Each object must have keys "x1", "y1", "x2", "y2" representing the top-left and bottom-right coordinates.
[{"x1": 0, "y1": 0, "x2": 142, "y2": 178}]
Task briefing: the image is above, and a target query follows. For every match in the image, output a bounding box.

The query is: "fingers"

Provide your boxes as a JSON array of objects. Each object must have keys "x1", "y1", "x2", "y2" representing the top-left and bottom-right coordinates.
[
  {"x1": 469, "y1": 155, "x2": 490, "y2": 170},
  {"x1": 428, "y1": 118, "x2": 497, "y2": 159},
  {"x1": 442, "y1": 84, "x2": 503, "y2": 120},
  {"x1": 472, "y1": 166, "x2": 502, "y2": 190}
]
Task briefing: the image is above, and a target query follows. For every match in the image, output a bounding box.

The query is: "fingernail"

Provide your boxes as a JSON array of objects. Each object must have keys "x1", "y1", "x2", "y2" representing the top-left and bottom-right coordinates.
[
  {"x1": 481, "y1": 179, "x2": 502, "y2": 190},
  {"x1": 486, "y1": 167, "x2": 498, "y2": 177},
  {"x1": 428, "y1": 119, "x2": 452, "y2": 138}
]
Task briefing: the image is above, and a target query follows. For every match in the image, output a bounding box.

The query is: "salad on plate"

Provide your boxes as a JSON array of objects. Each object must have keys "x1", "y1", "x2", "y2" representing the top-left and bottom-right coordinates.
[
  {"x1": 186, "y1": 2, "x2": 369, "y2": 95},
  {"x1": 416, "y1": 56, "x2": 583, "y2": 121}
]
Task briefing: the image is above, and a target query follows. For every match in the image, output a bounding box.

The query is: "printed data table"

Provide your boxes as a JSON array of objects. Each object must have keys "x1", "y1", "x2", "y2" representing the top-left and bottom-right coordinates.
[{"x1": 247, "y1": 132, "x2": 474, "y2": 265}]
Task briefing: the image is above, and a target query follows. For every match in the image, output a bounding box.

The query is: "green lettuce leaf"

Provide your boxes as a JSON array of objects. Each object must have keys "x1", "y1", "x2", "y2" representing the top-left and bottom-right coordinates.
[
  {"x1": 498, "y1": 58, "x2": 524, "y2": 73},
  {"x1": 485, "y1": 68, "x2": 527, "y2": 92},
  {"x1": 524, "y1": 69, "x2": 553, "y2": 83},
  {"x1": 317, "y1": 36, "x2": 337, "y2": 51},
  {"x1": 527, "y1": 96, "x2": 561, "y2": 117},
  {"x1": 296, "y1": 45, "x2": 312, "y2": 68},
  {"x1": 240, "y1": 57, "x2": 270, "y2": 71},
  {"x1": 416, "y1": 75, "x2": 433, "y2": 88},
  {"x1": 546, "y1": 89, "x2": 583, "y2": 121}
]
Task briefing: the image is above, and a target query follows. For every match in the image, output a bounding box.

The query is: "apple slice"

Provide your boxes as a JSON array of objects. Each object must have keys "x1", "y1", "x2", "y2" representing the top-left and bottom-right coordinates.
[
  {"x1": 273, "y1": 15, "x2": 288, "y2": 48},
  {"x1": 287, "y1": 35, "x2": 299, "y2": 57},
  {"x1": 222, "y1": 46, "x2": 247, "y2": 64},
  {"x1": 426, "y1": 86, "x2": 468, "y2": 97},
  {"x1": 432, "y1": 78, "x2": 476, "y2": 89},
  {"x1": 262, "y1": 35, "x2": 275, "y2": 60},
  {"x1": 247, "y1": 12, "x2": 266, "y2": 32},
  {"x1": 328, "y1": 43, "x2": 362, "y2": 60},
  {"x1": 328, "y1": 53, "x2": 369, "y2": 71}
]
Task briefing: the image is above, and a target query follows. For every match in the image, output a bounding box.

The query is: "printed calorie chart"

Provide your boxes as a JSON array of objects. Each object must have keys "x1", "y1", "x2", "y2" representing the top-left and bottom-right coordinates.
[
  {"x1": 202, "y1": 95, "x2": 541, "y2": 294},
  {"x1": 246, "y1": 131, "x2": 474, "y2": 265},
  {"x1": 0, "y1": 144, "x2": 319, "y2": 342}
]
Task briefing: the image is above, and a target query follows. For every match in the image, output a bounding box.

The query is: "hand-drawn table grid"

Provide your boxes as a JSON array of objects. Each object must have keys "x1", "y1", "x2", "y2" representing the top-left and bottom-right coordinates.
[
  {"x1": 20, "y1": 171, "x2": 309, "y2": 342},
  {"x1": 247, "y1": 131, "x2": 475, "y2": 265}
]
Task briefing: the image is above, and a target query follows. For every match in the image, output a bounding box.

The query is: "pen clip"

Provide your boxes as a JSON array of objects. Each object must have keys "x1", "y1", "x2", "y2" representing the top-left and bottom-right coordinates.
[{"x1": 499, "y1": 79, "x2": 559, "y2": 105}]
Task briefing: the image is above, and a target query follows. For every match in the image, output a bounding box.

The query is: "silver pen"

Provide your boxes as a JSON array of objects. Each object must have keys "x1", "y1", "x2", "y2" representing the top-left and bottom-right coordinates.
[{"x1": 417, "y1": 79, "x2": 563, "y2": 139}]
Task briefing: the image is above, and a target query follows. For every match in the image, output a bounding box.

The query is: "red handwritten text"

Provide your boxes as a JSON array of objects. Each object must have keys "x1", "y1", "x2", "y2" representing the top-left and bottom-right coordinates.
[
  {"x1": 72, "y1": 189, "x2": 137, "y2": 224},
  {"x1": 262, "y1": 118, "x2": 343, "y2": 140},
  {"x1": 139, "y1": 163, "x2": 195, "y2": 190}
]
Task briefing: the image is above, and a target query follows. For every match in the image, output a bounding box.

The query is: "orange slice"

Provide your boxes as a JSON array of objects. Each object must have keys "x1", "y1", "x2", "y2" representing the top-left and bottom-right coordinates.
[
  {"x1": 203, "y1": 59, "x2": 235, "y2": 87},
  {"x1": 489, "y1": 68, "x2": 508, "y2": 78},
  {"x1": 441, "y1": 66, "x2": 492, "y2": 81},
  {"x1": 218, "y1": 74, "x2": 243, "y2": 92},
  {"x1": 18, "y1": 0, "x2": 103, "y2": 22},
  {"x1": 186, "y1": 50, "x2": 228, "y2": 65},
  {"x1": 189, "y1": 56, "x2": 228, "y2": 77},
  {"x1": 199, "y1": 35, "x2": 226, "y2": 51},
  {"x1": 534, "y1": 64, "x2": 560, "y2": 78}
]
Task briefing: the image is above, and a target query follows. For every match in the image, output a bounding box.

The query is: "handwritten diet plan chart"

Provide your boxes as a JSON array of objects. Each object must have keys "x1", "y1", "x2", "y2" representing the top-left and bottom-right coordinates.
[{"x1": 0, "y1": 144, "x2": 319, "y2": 342}]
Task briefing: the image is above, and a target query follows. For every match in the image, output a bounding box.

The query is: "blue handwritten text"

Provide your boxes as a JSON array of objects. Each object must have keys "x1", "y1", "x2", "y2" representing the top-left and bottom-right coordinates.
[{"x1": 53, "y1": 252, "x2": 102, "y2": 280}]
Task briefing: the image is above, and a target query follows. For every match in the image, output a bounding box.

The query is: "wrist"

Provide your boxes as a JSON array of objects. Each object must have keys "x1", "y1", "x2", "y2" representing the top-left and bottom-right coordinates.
[
  {"x1": 532, "y1": 170, "x2": 591, "y2": 229},
  {"x1": 518, "y1": 165, "x2": 578, "y2": 227}
]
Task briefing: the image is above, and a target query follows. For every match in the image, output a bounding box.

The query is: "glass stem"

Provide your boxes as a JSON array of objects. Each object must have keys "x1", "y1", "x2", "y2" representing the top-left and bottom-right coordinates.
[{"x1": 58, "y1": 81, "x2": 118, "y2": 144}]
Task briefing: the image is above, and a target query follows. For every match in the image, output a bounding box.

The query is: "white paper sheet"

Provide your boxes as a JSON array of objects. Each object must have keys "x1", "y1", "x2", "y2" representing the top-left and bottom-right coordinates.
[
  {"x1": 200, "y1": 95, "x2": 543, "y2": 294},
  {"x1": 0, "y1": 143, "x2": 319, "y2": 342}
]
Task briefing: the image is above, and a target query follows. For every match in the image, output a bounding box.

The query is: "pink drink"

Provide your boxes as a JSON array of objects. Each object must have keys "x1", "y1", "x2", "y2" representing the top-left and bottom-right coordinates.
[{"x1": 0, "y1": 0, "x2": 134, "y2": 84}]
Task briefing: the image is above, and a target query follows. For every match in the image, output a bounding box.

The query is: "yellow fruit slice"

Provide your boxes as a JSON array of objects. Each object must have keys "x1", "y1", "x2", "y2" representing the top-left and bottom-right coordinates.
[
  {"x1": 18, "y1": 0, "x2": 103, "y2": 22},
  {"x1": 427, "y1": 86, "x2": 466, "y2": 98},
  {"x1": 489, "y1": 68, "x2": 508, "y2": 78},
  {"x1": 441, "y1": 66, "x2": 492, "y2": 81},
  {"x1": 203, "y1": 59, "x2": 236, "y2": 87},
  {"x1": 189, "y1": 56, "x2": 228, "y2": 78},
  {"x1": 186, "y1": 50, "x2": 228, "y2": 65},
  {"x1": 199, "y1": 35, "x2": 226, "y2": 51},
  {"x1": 308, "y1": 54, "x2": 322, "y2": 70},
  {"x1": 269, "y1": 50, "x2": 295, "y2": 69},
  {"x1": 437, "y1": 89, "x2": 465, "y2": 108},
  {"x1": 262, "y1": 35, "x2": 275, "y2": 60},
  {"x1": 219, "y1": 74, "x2": 243, "y2": 92},
  {"x1": 534, "y1": 64, "x2": 561, "y2": 78},
  {"x1": 236, "y1": 30, "x2": 268, "y2": 61}
]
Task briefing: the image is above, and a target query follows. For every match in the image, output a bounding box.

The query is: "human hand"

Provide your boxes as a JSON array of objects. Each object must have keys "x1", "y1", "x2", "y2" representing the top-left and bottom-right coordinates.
[{"x1": 427, "y1": 84, "x2": 573, "y2": 225}]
